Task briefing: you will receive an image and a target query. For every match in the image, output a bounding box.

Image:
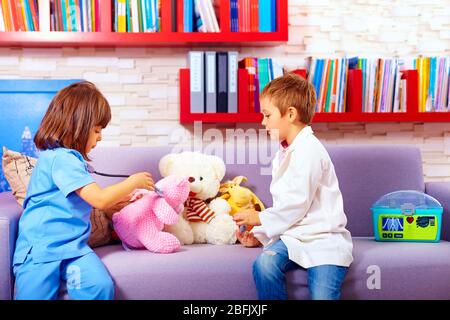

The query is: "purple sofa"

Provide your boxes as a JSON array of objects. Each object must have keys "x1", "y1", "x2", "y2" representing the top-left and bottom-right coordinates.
[{"x1": 1, "y1": 145, "x2": 450, "y2": 300}]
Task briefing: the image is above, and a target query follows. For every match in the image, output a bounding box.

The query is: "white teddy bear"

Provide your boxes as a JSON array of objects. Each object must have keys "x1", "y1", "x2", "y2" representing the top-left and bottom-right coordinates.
[{"x1": 159, "y1": 151, "x2": 238, "y2": 245}]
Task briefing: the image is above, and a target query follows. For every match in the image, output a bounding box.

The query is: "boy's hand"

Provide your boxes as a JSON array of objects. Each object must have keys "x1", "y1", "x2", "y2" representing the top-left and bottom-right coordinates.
[
  {"x1": 128, "y1": 172, "x2": 154, "y2": 191},
  {"x1": 236, "y1": 229, "x2": 261, "y2": 248},
  {"x1": 233, "y1": 209, "x2": 261, "y2": 226}
]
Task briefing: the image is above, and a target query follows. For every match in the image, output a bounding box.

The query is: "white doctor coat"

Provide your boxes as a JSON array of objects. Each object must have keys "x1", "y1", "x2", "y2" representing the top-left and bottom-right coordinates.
[{"x1": 252, "y1": 126, "x2": 353, "y2": 268}]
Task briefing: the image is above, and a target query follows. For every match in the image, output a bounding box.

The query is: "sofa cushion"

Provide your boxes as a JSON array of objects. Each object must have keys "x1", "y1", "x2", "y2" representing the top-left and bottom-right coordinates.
[
  {"x1": 288, "y1": 237, "x2": 450, "y2": 300},
  {"x1": 78, "y1": 238, "x2": 450, "y2": 300},
  {"x1": 93, "y1": 244, "x2": 262, "y2": 300},
  {"x1": 317, "y1": 145, "x2": 424, "y2": 236}
]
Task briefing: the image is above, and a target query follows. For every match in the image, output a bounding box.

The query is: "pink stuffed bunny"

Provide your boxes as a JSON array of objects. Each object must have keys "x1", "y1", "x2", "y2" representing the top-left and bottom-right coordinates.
[{"x1": 112, "y1": 175, "x2": 190, "y2": 253}]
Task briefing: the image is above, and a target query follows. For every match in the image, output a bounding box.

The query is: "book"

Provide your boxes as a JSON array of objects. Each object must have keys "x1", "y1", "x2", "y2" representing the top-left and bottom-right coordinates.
[
  {"x1": 253, "y1": 57, "x2": 260, "y2": 112},
  {"x1": 259, "y1": 0, "x2": 274, "y2": 32},
  {"x1": 230, "y1": 0, "x2": 238, "y2": 32},
  {"x1": 0, "y1": 4, "x2": 4, "y2": 31},
  {"x1": 194, "y1": 0, "x2": 206, "y2": 32},
  {"x1": 216, "y1": 52, "x2": 228, "y2": 113},
  {"x1": 206, "y1": 0, "x2": 219, "y2": 31},
  {"x1": 176, "y1": 0, "x2": 183, "y2": 32},
  {"x1": 68, "y1": 0, "x2": 77, "y2": 31},
  {"x1": 228, "y1": 51, "x2": 238, "y2": 113},
  {"x1": 130, "y1": 0, "x2": 139, "y2": 32},
  {"x1": 258, "y1": 58, "x2": 270, "y2": 93},
  {"x1": 23, "y1": 0, "x2": 34, "y2": 31},
  {"x1": 183, "y1": 0, "x2": 193, "y2": 32},
  {"x1": 205, "y1": 51, "x2": 217, "y2": 113},
  {"x1": 189, "y1": 51, "x2": 205, "y2": 113},
  {"x1": 250, "y1": 0, "x2": 258, "y2": 32},
  {"x1": 118, "y1": 0, "x2": 126, "y2": 32},
  {"x1": 171, "y1": 0, "x2": 176, "y2": 31}
]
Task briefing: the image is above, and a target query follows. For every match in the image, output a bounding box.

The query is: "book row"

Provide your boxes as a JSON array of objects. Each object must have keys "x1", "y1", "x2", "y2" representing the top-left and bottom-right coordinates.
[
  {"x1": 0, "y1": 0, "x2": 102, "y2": 32},
  {"x1": 112, "y1": 0, "x2": 276, "y2": 33},
  {"x1": 0, "y1": 0, "x2": 41, "y2": 32},
  {"x1": 113, "y1": 0, "x2": 161, "y2": 33},
  {"x1": 307, "y1": 56, "x2": 450, "y2": 114},
  {"x1": 188, "y1": 51, "x2": 285, "y2": 114}
]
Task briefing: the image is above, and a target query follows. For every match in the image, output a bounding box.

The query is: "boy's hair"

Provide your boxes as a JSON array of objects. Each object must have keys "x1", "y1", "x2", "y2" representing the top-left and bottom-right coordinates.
[
  {"x1": 34, "y1": 81, "x2": 111, "y2": 160},
  {"x1": 260, "y1": 72, "x2": 316, "y2": 125}
]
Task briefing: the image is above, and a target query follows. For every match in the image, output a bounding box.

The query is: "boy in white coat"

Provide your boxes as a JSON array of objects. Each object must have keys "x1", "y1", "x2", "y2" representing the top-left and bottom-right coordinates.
[{"x1": 233, "y1": 73, "x2": 353, "y2": 300}]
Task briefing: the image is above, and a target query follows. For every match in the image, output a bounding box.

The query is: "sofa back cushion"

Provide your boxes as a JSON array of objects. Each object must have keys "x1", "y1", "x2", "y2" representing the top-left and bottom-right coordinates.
[
  {"x1": 326, "y1": 145, "x2": 424, "y2": 236},
  {"x1": 90, "y1": 144, "x2": 424, "y2": 237}
]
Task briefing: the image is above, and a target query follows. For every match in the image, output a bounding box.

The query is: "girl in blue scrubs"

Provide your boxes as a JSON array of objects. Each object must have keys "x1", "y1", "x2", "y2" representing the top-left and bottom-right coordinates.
[{"x1": 13, "y1": 81, "x2": 155, "y2": 300}]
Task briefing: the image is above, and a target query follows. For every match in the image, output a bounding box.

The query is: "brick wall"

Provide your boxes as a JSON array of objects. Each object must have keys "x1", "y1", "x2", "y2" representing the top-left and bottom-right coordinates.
[{"x1": 0, "y1": 0, "x2": 449, "y2": 181}]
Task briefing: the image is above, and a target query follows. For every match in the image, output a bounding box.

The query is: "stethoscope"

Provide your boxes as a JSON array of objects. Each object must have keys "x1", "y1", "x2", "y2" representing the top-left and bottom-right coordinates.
[{"x1": 86, "y1": 163, "x2": 164, "y2": 197}]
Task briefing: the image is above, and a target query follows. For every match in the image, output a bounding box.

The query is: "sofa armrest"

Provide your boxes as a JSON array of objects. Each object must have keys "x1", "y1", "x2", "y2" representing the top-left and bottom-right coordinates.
[
  {"x1": 0, "y1": 192, "x2": 22, "y2": 300},
  {"x1": 425, "y1": 182, "x2": 450, "y2": 242}
]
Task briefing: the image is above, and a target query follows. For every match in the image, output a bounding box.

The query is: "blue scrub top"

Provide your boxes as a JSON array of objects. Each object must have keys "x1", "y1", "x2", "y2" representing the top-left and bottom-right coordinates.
[{"x1": 13, "y1": 148, "x2": 95, "y2": 265}]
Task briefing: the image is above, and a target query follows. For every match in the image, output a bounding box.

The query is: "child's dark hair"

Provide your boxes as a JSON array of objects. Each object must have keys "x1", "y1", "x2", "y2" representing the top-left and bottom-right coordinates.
[
  {"x1": 34, "y1": 81, "x2": 111, "y2": 160},
  {"x1": 260, "y1": 73, "x2": 317, "y2": 125}
]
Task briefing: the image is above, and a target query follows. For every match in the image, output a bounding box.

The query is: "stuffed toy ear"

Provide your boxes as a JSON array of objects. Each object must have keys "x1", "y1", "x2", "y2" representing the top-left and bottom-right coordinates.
[
  {"x1": 219, "y1": 182, "x2": 231, "y2": 193},
  {"x1": 153, "y1": 197, "x2": 179, "y2": 225},
  {"x1": 232, "y1": 176, "x2": 247, "y2": 185},
  {"x1": 209, "y1": 155, "x2": 226, "y2": 181},
  {"x1": 159, "y1": 154, "x2": 176, "y2": 177}
]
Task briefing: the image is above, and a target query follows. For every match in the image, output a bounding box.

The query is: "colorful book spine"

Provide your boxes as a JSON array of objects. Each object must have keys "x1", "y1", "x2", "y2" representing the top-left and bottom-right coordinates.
[
  {"x1": 253, "y1": 57, "x2": 260, "y2": 112},
  {"x1": 176, "y1": 0, "x2": 183, "y2": 32},
  {"x1": 27, "y1": 0, "x2": 38, "y2": 31},
  {"x1": 94, "y1": 0, "x2": 99, "y2": 32},
  {"x1": 61, "y1": 0, "x2": 68, "y2": 31},
  {"x1": 326, "y1": 59, "x2": 335, "y2": 112},
  {"x1": 230, "y1": 0, "x2": 238, "y2": 32},
  {"x1": 0, "y1": 4, "x2": 4, "y2": 31},
  {"x1": 118, "y1": 0, "x2": 126, "y2": 32},
  {"x1": 183, "y1": 0, "x2": 193, "y2": 32},
  {"x1": 130, "y1": 0, "x2": 139, "y2": 32},
  {"x1": 258, "y1": 0, "x2": 274, "y2": 32}
]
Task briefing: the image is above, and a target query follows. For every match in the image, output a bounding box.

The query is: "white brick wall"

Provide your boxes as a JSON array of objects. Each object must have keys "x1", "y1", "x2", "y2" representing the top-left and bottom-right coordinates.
[{"x1": 1, "y1": 1, "x2": 450, "y2": 181}]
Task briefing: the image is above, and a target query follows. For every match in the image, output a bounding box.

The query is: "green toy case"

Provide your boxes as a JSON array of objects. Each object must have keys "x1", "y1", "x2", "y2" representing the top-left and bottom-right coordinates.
[{"x1": 371, "y1": 190, "x2": 443, "y2": 242}]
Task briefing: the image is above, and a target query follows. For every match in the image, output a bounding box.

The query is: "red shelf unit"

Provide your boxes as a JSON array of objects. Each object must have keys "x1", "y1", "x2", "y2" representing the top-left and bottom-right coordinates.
[
  {"x1": 180, "y1": 68, "x2": 450, "y2": 124},
  {"x1": 180, "y1": 68, "x2": 263, "y2": 123},
  {"x1": 0, "y1": 0, "x2": 288, "y2": 47}
]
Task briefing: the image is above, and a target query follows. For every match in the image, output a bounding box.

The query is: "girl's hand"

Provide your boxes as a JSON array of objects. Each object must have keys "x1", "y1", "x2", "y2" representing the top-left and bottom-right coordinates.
[
  {"x1": 128, "y1": 172, "x2": 154, "y2": 191},
  {"x1": 233, "y1": 209, "x2": 261, "y2": 226},
  {"x1": 102, "y1": 192, "x2": 144, "y2": 219},
  {"x1": 236, "y1": 229, "x2": 261, "y2": 248}
]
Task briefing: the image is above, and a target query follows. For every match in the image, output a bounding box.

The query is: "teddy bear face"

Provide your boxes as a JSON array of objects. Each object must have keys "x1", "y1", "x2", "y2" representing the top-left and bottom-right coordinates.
[{"x1": 159, "y1": 152, "x2": 226, "y2": 201}]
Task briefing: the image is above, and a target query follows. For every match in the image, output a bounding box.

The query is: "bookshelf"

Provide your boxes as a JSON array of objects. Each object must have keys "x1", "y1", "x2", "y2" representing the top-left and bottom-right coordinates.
[
  {"x1": 180, "y1": 68, "x2": 450, "y2": 124},
  {"x1": 0, "y1": 1, "x2": 288, "y2": 47}
]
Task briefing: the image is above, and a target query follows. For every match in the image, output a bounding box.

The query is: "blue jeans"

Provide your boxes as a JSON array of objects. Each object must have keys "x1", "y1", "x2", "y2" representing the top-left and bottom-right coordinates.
[{"x1": 252, "y1": 240, "x2": 348, "y2": 300}]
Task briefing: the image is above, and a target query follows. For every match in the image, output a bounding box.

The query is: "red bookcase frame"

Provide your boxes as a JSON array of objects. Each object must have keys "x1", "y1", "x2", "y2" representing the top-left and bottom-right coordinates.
[
  {"x1": 180, "y1": 68, "x2": 263, "y2": 123},
  {"x1": 0, "y1": 0, "x2": 288, "y2": 47},
  {"x1": 180, "y1": 68, "x2": 450, "y2": 124}
]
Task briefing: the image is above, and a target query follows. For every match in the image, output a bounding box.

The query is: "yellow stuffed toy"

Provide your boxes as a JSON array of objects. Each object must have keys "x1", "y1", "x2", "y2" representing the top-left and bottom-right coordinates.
[{"x1": 219, "y1": 176, "x2": 265, "y2": 216}]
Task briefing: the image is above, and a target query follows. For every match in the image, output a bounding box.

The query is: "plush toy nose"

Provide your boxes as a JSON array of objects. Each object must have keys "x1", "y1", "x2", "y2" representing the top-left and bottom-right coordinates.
[{"x1": 188, "y1": 177, "x2": 195, "y2": 183}]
